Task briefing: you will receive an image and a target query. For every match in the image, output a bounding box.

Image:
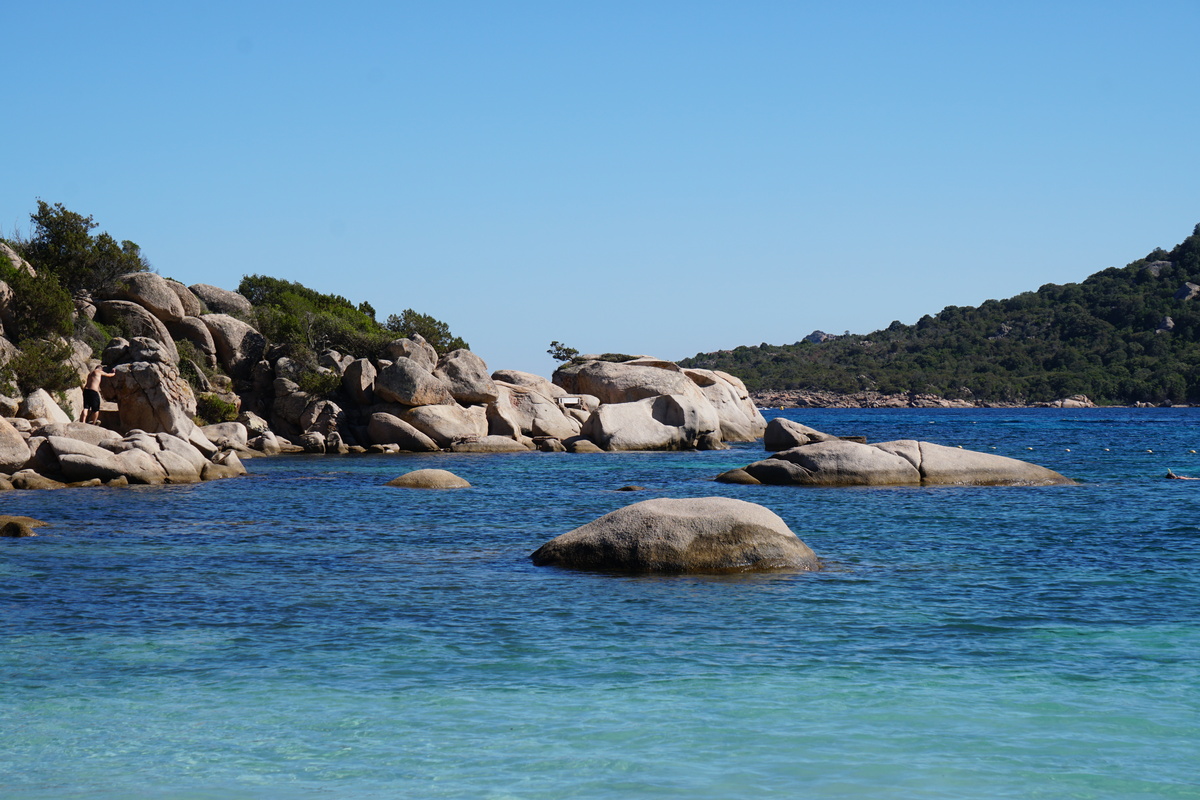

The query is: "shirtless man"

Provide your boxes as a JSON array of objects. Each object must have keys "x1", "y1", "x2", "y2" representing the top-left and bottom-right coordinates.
[{"x1": 80, "y1": 365, "x2": 116, "y2": 424}]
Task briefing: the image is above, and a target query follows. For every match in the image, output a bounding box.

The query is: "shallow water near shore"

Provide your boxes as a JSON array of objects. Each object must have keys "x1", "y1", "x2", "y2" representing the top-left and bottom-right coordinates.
[{"x1": 3, "y1": 407, "x2": 1199, "y2": 798}]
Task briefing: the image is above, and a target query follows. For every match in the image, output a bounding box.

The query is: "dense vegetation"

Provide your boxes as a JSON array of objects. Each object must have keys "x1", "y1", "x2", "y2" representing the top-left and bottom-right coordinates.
[
  {"x1": 18, "y1": 200, "x2": 151, "y2": 294},
  {"x1": 680, "y1": 224, "x2": 1200, "y2": 405},
  {"x1": 238, "y1": 274, "x2": 468, "y2": 360},
  {"x1": 0, "y1": 201, "x2": 468, "y2": 404}
]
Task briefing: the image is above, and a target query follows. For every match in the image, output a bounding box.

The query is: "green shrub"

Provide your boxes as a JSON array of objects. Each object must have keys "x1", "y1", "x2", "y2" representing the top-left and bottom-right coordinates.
[
  {"x1": 238, "y1": 274, "x2": 468, "y2": 360},
  {"x1": 297, "y1": 369, "x2": 342, "y2": 399},
  {"x1": 0, "y1": 260, "x2": 74, "y2": 342},
  {"x1": 195, "y1": 393, "x2": 239, "y2": 425},
  {"x1": 174, "y1": 339, "x2": 213, "y2": 375},
  {"x1": 241, "y1": 275, "x2": 393, "y2": 357},
  {"x1": 1, "y1": 339, "x2": 80, "y2": 394}
]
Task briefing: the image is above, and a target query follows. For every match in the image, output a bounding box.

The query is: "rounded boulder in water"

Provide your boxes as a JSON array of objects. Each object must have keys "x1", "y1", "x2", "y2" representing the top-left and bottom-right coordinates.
[
  {"x1": 385, "y1": 469, "x2": 471, "y2": 489},
  {"x1": 530, "y1": 496, "x2": 818, "y2": 573}
]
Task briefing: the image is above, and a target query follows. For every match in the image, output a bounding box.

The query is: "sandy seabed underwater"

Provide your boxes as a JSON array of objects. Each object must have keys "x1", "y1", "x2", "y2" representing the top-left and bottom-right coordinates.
[{"x1": 3, "y1": 407, "x2": 1199, "y2": 799}]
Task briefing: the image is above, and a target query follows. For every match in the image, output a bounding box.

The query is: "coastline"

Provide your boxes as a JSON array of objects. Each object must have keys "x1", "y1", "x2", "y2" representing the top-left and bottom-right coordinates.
[{"x1": 749, "y1": 389, "x2": 1184, "y2": 410}]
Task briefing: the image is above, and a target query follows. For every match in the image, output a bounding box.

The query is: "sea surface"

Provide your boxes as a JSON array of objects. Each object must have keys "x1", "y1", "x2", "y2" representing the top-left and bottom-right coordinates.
[{"x1": 2, "y1": 407, "x2": 1199, "y2": 799}]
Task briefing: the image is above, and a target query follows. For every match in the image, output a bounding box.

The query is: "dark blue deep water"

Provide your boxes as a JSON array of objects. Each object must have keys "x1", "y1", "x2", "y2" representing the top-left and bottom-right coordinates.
[{"x1": 3, "y1": 408, "x2": 1199, "y2": 799}]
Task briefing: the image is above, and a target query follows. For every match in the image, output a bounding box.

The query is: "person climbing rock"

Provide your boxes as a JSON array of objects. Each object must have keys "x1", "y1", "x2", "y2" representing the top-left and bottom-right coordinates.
[{"x1": 80, "y1": 364, "x2": 115, "y2": 424}]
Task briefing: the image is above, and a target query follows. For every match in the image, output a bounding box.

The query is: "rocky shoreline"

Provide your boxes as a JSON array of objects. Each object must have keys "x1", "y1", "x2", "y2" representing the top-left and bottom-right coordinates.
[
  {"x1": 749, "y1": 389, "x2": 1130, "y2": 410},
  {"x1": 0, "y1": 255, "x2": 772, "y2": 489}
]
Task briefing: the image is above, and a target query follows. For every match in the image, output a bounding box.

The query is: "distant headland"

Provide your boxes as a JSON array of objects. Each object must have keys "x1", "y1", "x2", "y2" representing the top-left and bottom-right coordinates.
[{"x1": 682, "y1": 223, "x2": 1200, "y2": 408}]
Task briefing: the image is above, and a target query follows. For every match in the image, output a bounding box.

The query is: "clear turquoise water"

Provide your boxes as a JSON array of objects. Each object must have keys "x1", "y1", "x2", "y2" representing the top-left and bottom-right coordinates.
[{"x1": 3, "y1": 408, "x2": 1199, "y2": 799}]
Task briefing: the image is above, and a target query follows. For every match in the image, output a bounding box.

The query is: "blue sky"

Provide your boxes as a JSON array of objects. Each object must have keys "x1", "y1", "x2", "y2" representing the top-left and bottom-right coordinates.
[{"x1": 5, "y1": 1, "x2": 1198, "y2": 376}]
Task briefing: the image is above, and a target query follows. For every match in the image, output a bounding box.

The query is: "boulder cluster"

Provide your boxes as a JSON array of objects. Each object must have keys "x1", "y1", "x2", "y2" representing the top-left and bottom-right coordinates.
[
  {"x1": 0, "y1": 267, "x2": 766, "y2": 488},
  {"x1": 258, "y1": 346, "x2": 764, "y2": 457}
]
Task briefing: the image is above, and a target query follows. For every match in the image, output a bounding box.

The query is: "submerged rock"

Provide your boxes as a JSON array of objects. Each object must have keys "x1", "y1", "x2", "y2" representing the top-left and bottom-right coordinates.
[
  {"x1": 530, "y1": 496, "x2": 819, "y2": 573},
  {"x1": 449, "y1": 436, "x2": 531, "y2": 453},
  {"x1": 0, "y1": 515, "x2": 47, "y2": 537}
]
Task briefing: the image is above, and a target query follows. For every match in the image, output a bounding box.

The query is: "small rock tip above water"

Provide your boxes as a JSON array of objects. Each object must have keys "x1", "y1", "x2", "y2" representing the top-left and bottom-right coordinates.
[{"x1": 385, "y1": 468, "x2": 471, "y2": 489}]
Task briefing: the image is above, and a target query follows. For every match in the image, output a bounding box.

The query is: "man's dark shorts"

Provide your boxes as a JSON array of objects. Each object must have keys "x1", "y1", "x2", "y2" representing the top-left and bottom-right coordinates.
[{"x1": 83, "y1": 389, "x2": 101, "y2": 412}]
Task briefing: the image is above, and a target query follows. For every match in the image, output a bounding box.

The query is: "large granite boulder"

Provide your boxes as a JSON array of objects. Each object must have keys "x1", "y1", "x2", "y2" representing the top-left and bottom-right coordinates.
[
  {"x1": 490, "y1": 382, "x2": 580, "y2": 441},
  {"x1": 341, "y1": 358, "x2": 376, "y2": 406},
  {"x1": 683, "y1": 368, "x2": 766, "y2": 442},
  {"x1": 166, "y1": 316, "x2": 218, "y2": 368},
  {"x1": 553, "y1": 359, "x2": 702, "y2": 405},
  {"x1": 202, "y1": 450, "x2": 246, "y2": 481},
  {"x1": 374, "y1": 357, "x2": 454, "y2": 407},
  {"x1": 366, "y1": 412, "x2": 439, "y2": 451},
  {"x1": 0, "y1": 416, "x2": 30, "y2": 472},
  {"x1": 96, "y1": 300, "x2": 179, "y2": 363},
  {"x1": 762, "y1": 440, "x2": 922, "y2": 486},
  {"x1": 530, "y1": 496, "x2": 819, "y2": 573},
  {"x1": 885, "y1": 440, "x2": 1075, "y2": 486},
  {"x1": 19, "y1": 389, "x2": 72, "y2": 424},
  {"x1": 270, "y1": 378, "x2": 309, "y2": 436},
  {"x1": 200, "y1": 421, "x2": 249, "y2": 448},
  {"x1": 0, "y1": 241, "x2": 34, "y2": 274},
  {"x1": 49, "y1": 429, "x2": 242, "y2": 485},
  {"x1": 740, "y1": 430, "x2": 1075, "y2": 487},
  {"x1": 110, "y1": 272, "x2": 185, "y2": 324},
  {"x1": 491, "y1": 369, "x2": 566, "y2": 399},
  {"x1": 434, "y1": 349, "x2": 499, "y2": 404},
  {"x1": 0, "y1": 283, "x2": 15, "y2": 338},
  {"x1": 189, "y1": 284, "x2": 253, "y2": 317},
  {"x1": 401, "y1": 403, "x2": 488, "y2": 448},
  {"x1": 31, "y1": 422, "x2": 121, "y2": 448},
  {"x1": 764, "y1": 418, "x2": 839, "y2": 451},
  {"x1": 384, "y1": 335, "x2": 438, "y2": 371},
  {"x1": 164, "y1": 279, "x2": 203, "y2": 317},
  {"x1": 201, "y1": 314, "x2": 265, "y2": 379},
  {"x1": 109, "y1": 360, "x2": 197, "y2": 438},
  {"x1": 581, "y1": 393, "x2": 721, "y2": 451},
  {"x1": 0, "y1": 336, "x2": 19, "y2": 369}
]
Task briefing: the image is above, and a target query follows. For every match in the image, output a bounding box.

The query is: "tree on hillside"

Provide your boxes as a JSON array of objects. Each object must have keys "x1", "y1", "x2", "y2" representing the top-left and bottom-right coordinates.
[
  {"x1": 238, "y1": 273, "x2": 392, "y2": 357},
  {"x1": 385, "y1": 309, "x2": 468, "y2": 353},
  {"x1": 236, "y1": 275, "x2": 468, "y2": 358},
  {"x1": 18, "y1": 200, "x2": 151, "y2": 294}
]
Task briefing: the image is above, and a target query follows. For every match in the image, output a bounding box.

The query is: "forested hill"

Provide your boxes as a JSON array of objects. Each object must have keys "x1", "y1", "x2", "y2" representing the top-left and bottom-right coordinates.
[{"x1": 679, "y1": 224, "x2": 1200, "y2": 405}]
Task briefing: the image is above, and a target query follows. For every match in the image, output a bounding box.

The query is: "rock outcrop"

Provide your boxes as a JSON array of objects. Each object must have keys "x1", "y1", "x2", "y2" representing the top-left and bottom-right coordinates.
[
  {"x1": 110, "y1": 272, "x2": 186, "y2": 324},
  {"x1": 582, "y1": 394, "x2": 721, "y2": 451},
  {"x1": 96, "y1": 300, "x2": 180, "y2": 363},
  {"x1": 189, "y1": 284, "x2": 253, "y2": 317},
  {"x1": 723, "y1": 424, "x2": 1074, "y2": 487},
  {"x1": 0, "y1": 417, "x2": 30, "y2": 472},
  {"x1": 434, "y1": 349, "x2": 499, "y2": 405},
  {"x1": 201, "y1": 314, "x2": 265, "y2": 379},
  {"x1": 552, "y1": 356, "x2": 766, "y2": 451},
  {"x1": 366, "y1": 412, "x2": 439, "y2": 451},
  {"x1": 107, "y1": 341, "x2": 198, "y2": 438},
  {"x1": 374, "y1": 358, "x2": 455, "y2": 407},
  {"x1": 530, "y1": 497, "x2": 820, "y2": 573},
  {"x1": 2, "y1": 418, "x2": 245, "y2": 488}
]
